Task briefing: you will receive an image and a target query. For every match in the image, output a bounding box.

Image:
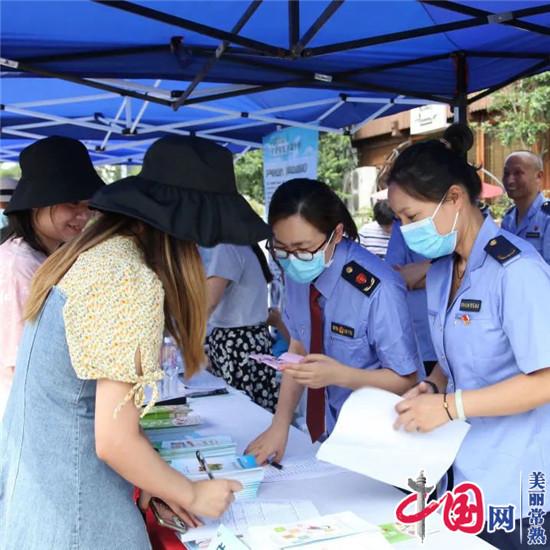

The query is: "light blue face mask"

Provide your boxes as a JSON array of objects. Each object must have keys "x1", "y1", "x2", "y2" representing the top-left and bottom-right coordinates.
[
  {"x1": 0, "y1": 209, "x2": 8, "y2": 230},
  {"x1": 279, "y1": 231, "x2": 335, "y2": 284},
  {"x1": 400, "y1": 197, "x2": 459, "y2": 259}
]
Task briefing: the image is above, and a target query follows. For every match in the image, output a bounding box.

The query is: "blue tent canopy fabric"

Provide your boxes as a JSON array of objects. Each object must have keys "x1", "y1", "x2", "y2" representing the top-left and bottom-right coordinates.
[{"x1": 1, "y1": 0, "x2": 549, "y2": 162}]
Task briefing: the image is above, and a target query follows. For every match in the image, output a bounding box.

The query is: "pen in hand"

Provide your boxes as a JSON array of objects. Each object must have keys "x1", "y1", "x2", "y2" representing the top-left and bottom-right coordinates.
[
  {"x1": 267, "y1": 456, "x2": 283, "y2": 470},
  {"x1": 195, "y1": 450, "x2": 215, "y2": 480}
]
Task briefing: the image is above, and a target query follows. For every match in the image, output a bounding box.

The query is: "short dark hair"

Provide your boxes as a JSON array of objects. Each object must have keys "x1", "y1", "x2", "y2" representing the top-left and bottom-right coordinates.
[
  {"x1": 388, "y1": 123, "x2": 481, "y2": 204},
  {"x1": 2, "y1": 210, "x2": 50, "y2": 255},
  {"x1": 373, "y1": 200, "x2": 394, "y2": 227},
  {"x1": 268, "y1": 178, "x2": 358, "y2": 241}
]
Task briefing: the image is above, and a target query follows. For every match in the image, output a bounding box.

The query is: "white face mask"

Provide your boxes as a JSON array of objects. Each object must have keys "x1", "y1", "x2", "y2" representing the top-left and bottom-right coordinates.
[{"x1": 400, "y1": 195, "x2": 459, "y2": 259}]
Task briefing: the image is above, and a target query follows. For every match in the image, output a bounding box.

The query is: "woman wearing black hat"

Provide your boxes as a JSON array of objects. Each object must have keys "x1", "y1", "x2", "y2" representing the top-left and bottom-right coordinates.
[
  {"x1": 0, "y1": 136, "x2": 104, "y2": 418},
  {"x1": 0, "y1": 136, "x2": 270, "y2": 549}
]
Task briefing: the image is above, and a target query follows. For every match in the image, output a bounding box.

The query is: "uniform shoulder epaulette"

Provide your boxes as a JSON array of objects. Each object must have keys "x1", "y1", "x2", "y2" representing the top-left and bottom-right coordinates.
[
  {"x1": 484, "y1": 235, "x2": 521, "y2": 265},
  {"x1": 541, "y1": 201, "x2": 550, "y2": 215},
  {"x1": 341, "y1": 261, "x2": 380, "y2": 297}
]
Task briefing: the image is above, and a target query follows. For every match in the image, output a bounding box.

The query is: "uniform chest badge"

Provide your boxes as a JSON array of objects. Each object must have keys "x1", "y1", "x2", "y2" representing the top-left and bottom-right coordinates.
[
  {"x1": 459, "y1": 299, "x2": 482, "y2": 313},
  {"x1": 456, "y1": 313, "x2": 471, "y2": 326},
  {"x1": 331, "y1": 323, "x2": 355, "y2": 338}
]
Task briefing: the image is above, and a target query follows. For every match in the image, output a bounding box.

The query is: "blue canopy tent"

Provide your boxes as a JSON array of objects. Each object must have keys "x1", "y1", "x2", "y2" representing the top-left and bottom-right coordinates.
[
  {"x1": 1, "y1": 0, "x2": 549, "y2": 163},
  {"x1": 0, "y1": 77, "x2": 435, "y2": 164}
]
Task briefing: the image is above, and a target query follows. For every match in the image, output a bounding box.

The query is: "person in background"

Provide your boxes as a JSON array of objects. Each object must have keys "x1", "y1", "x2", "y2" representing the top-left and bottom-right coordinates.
[
  {"x1": 389, "y1": 124, "x2": 550, "y2": 549},
  {"x1": 501, "y1": 151, "x2": 549, "y2": 264},
  {"x1": 0, "y1": 177, "x2": 18, "y2": 242},
  {"x1": 0, "y1": 136, "x2": 270, "y2": 549},
  {"x1": 206, "y1": 242, "x2": 280, "y2": 411},
  {"x1": 385, "y1": 222, "x2": 437, "y2": 375},
  {"x1": 246, "y1": 179, "x2": 421, "y2": 464},
  {"x1": 0, "y1": 137, "x2": 104, "y2": 419},
  {"x1": 358, "y1": 199, "x2": 394, "y2": 259}
]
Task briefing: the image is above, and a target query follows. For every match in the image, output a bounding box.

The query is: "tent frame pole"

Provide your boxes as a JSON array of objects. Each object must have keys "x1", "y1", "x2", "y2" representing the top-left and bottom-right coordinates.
[
  {"x1": 0, "y1": 58, "x2": 173, "y2": 107},
  {"x1": 350, "y1": 97, "x2": 403, "y2": 134},
  {"x1": 453, "y1": 52, "x2": 468, "y2": 124},
  {"x1": 423, "y1": 1, "x2": 550, "y2": 37},
  {"x1": 173, "y1": 0, "x2": 263, "y2": 110},
  {"x1": 291, "y1": 0, "x2": 344, "y2": 57},
  {"x1": 288, "y1": 0, "x2": 300, "y2": 51},
  {"x1": 92, "y1": 0, "x2": 288, "y2": 57},
  {"x1": 468, "y1": 58, "x2": 550, "y2": 105},
  {"x1": 302, "y1": 3, "x2": 550, "y2": 57}
]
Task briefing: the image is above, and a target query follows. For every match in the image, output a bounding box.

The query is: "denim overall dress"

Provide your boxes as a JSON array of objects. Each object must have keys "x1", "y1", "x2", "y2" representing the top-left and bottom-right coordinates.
[{"x1": 0, "y1": 287, "x2": 151, "y2": 549}]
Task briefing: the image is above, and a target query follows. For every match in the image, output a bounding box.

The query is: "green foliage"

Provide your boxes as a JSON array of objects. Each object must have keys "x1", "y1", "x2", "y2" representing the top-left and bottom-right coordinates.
[
  {"x1": 318, "y1": 133, "x2": 357, "y2": 192},
  {"x1": 0, "y1": 163, "x2": 21, "y2": 179},
  {"x1": 482, "y1": 72, "x2": 550, "y2": 156},
  {"x1": 234, "y1": 149, "x2": 264, "y2": 203},
  {"x1": 234, "y1": 133, "x2": 357, "y2": 205},
  {"x1": 246, "y1": 196, "x2": 265, "y2": 219},
  {"x1": 95, "y1": 164, "x2": 140, "y2": 183},
  {"x1": 487, "y1": 196, "x2": 513, "y2": 222}
]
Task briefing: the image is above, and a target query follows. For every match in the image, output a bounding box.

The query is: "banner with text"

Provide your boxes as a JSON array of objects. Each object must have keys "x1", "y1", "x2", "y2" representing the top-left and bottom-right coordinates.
[
  {"x1": 262, "y1": 128, "x2": 319, "y2": 312},
  {"x1": 263, "y1": 127, "x2": 319, "y2": 214}
]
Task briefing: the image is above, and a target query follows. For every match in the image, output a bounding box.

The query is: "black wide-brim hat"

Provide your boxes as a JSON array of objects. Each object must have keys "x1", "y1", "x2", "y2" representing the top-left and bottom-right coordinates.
[
  {"x1": 90, "y1": 136, "x2": 271, "y2": 247},
  {"x1": 5, "y1": 136, "x2": 105, "y2": 214}
]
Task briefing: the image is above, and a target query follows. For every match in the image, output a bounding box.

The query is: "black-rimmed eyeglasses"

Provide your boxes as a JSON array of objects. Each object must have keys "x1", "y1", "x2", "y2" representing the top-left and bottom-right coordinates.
[{"x1": 266, "y1": 231, "x2": 335, "y2": 262}]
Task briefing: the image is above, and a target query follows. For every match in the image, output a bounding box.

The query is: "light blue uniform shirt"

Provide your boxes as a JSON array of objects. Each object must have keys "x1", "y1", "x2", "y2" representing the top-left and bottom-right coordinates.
[
  {"x1": 283, "y1": 238, "x2": 422, "y2": 434},
  {"x1": 427, "y1": 217, "x2": 550, "y2": 515},
  {"x1": 206, "y1": 244, "x2": 269, "y2": 329},
  {"x1": 501, "y1": 192, "x2": 550, "y2": 264},
  {"x1": 386, "y1": 221, "x2": 436, "y2": 362}
]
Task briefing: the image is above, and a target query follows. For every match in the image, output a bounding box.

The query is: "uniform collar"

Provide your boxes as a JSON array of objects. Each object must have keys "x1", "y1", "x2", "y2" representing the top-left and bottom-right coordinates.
[
  {"x1": 314, "y1": 238, "x2": 351, "y2": 299},
  {"x1": 439, "y1": 216, "x2": 499, "y2": 312},
  {"x1": 516, "y1": 192, "x2": 544, "y2": 230},
  {"x1": 530, "y1": 192, "x2": 545, "y2": 217},
  {"x1": 465, "y1": 215, "x2": 500, "y2": 273}
]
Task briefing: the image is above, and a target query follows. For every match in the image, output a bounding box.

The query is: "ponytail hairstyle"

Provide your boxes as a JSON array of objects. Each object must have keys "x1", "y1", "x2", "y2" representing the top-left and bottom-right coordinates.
[
  {"x1": 387, "y1": 124, "x2": 481, "y2": 204},
  {"x1": 268, "y1": 178, "x2": 358, "y2": 241}
]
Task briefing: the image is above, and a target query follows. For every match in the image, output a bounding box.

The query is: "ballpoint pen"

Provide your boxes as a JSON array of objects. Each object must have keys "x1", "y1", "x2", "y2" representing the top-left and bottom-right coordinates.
[{"x1": 196, "y1": 450, "x2": 215, "y2": 480}]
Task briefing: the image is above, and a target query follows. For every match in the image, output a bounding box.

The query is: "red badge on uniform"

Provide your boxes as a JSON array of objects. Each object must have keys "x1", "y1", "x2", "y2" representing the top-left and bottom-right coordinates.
[
  {"x1": 355, "y1": 273, "x2": 367, "y2": 285},
  {"x1": 460, "y1": 314, "x2": 471, "y2": 326}
]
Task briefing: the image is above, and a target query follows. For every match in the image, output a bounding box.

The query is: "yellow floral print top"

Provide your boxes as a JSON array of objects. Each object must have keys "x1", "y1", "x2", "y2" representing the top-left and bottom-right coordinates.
[{"x1": 58, "y1": 235, "x2": 164, "y2": 416}]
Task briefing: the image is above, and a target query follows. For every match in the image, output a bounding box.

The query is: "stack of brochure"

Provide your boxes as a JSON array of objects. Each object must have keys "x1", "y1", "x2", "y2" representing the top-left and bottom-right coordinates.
[
  {"x1": 170, "y1": 451, "x2": 264, "y2": 500},
  {"x1": 140, "y1": 404, "x2": 201, "y2": 430},
  {"x1": 142, "y1": 423, "x2": 264, "y2": 500},
  {"x1": 154, "y1": 435, "x2": 237, "y2": 460}
]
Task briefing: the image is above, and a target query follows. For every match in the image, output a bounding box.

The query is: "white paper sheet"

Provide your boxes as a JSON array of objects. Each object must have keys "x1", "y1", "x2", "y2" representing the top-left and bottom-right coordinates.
[
  {"x1": 262, "y1": 457, "x2": 345, "y2": 483},
  {"x1": 178, "y1": 499, "x2": 319, "y2": 543},
  {"x1": 248, "y1": 511, "x2": 391, "y2": 550},
  {"x1": 317, "y1": 387, "x2": 470, "y2": 491}
]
